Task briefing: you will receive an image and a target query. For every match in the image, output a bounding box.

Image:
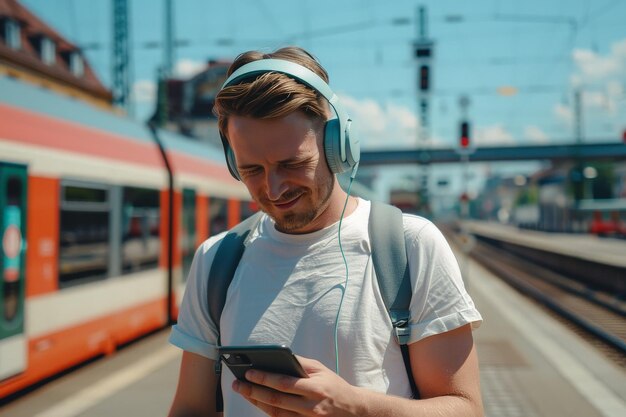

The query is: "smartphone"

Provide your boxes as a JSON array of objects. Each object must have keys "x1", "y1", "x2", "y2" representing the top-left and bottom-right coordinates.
[{"x1": 218, "y1": 345, "x2": 308, "y2": 381}]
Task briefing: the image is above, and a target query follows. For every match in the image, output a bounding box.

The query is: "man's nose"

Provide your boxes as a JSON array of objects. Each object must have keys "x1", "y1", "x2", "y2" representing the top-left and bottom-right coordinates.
[{"x1": 265, "y1": 169, "x2": 288, "y2": 201}]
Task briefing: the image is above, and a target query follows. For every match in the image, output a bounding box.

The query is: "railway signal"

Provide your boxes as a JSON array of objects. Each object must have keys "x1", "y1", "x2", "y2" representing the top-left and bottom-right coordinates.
[
  {"x1": 414, "y1": 40, "x2": 433, "y2": 94},
  {"x1": 418, "y1": 64, "x2": 430, "y2": 92},
  {"x1": 413, "y1": 7, "x2": 434, "y2": 216},
  {"x1": 459, "y1": 120, "x2": 470, "y2": 149}
]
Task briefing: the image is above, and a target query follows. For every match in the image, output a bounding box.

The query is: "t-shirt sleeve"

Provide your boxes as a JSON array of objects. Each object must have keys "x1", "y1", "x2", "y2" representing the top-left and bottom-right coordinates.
[
  {"x1": 168, "y1": 234, "x2": 226, "y2": 360},
  {"x1": 404, "y1": 218, "x2": 482, "y2": 344}
]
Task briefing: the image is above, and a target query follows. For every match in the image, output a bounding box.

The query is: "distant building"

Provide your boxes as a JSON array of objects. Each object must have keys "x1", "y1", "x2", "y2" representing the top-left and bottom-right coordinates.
[
  {"x1": 477, "y1": 174, "x2": 533, "y2": 223},
  {"x1": 613, "y1": 162, "x2": 626, "y2": 199},
  {"x1": 152, "y1": 60, "x2": 231, "y2": 146},
  {"x1": 389, "y1": 189, "x2": 420, "y2": 214},
  {"x1": 0, "y1": 0, "x2": 111, "y2": 108}
]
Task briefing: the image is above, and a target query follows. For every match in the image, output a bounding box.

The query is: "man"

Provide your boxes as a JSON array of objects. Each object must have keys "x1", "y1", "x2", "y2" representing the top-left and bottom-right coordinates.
[{"x1": 168, "y1": 46, "x2": 483, "y2": 417}]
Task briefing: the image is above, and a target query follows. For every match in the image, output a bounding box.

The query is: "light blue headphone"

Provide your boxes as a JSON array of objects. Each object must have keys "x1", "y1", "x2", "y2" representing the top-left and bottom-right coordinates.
[{"x1": 219, "y1": 59, "x2": 360, "y2": 180}]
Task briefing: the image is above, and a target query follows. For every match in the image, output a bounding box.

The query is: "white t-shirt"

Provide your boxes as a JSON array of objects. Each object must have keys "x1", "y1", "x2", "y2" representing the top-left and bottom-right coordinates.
[{"x1": 170, "y1": 199, "x2": 482, "y2": 416}]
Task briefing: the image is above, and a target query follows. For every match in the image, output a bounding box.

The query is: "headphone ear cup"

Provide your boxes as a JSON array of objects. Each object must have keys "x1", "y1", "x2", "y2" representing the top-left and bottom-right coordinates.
[
  {"x1": 225, "y1": 145, "x2": 241, "y2": 181},
  {"x1": 344, "y1": 119, "x2": 360, "y2": 170},
  {"x1": 220, "y1": 132, "x2": 242, "y2": 181},
  {"x1": 323, "y1": 118, "x2": 345, "y2": 174}
]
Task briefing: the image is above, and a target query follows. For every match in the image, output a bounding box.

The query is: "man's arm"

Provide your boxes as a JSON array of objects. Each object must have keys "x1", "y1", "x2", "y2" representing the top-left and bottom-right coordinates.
[
  {"x1": 168, "y1": 351, "x2": 221, "y2": 417},
  {"x1": 391, "y1": 323, "x2": 483, "y2": 415},
  {"x1": 231, "y1": 324, "x2": 483, "y2": 416}
]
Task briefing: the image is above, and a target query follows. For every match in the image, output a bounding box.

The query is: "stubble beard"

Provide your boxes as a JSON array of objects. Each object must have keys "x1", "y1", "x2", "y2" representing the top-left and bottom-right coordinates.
[{"x1": 266, "y1": 177, "x2": 335, "y2": 234}]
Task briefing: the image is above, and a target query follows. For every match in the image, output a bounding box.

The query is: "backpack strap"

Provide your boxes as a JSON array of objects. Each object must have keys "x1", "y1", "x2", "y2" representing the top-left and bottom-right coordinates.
[
  {"x1": 368, "y1": 201, "x2": 419, "y2": 398},
  {"x1": 207, "y1": 211, "x2": 263, "y2": 413},
  {"x1": 208, "y1": 211, "x2": 264, "y2": 335}
]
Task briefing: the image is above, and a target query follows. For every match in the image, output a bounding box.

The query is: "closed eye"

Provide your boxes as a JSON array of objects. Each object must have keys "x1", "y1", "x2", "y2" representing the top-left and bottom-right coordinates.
[
  {"x1": 282, "y1": 162, "x2": 305, "y2": 170},
  {"x1": 238, "y1": 166, "x2": 263, "y2": 177},
  {"x1": 279, "y1": 156, "x2": 316, "y2": 170}
]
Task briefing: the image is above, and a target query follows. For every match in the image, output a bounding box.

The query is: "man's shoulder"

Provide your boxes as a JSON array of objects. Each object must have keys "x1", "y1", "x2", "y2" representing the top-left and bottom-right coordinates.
[
  {"x1": 196, "y1": 231, "x2": 229, "y2": 261},
  {"x1": 401, "y1": 212, "x2": 434, "y2": 233},
  {"x1": 399, "y1": 212, "x2": 447, "y2": 247},
  {"x1": 200, "y1": 230, "x2": 229, "y2": 248}
]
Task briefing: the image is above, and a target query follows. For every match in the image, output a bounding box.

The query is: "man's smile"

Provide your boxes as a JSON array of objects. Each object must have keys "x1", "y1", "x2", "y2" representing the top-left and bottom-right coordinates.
[{"x1": 272, "y1": 194, "x2": 302, "y2": 210}]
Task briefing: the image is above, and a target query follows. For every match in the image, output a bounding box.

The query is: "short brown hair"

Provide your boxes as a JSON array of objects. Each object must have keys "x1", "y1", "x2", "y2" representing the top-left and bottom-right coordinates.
[{"x1": 214, "y1": 46, "x2": 330, "y2": 140}]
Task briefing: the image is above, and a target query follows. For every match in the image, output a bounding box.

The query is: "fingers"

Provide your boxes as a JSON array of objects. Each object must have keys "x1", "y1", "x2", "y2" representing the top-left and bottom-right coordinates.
[
  {"x1": 233, "y1": 377, "x2": 308, "y2": 416},
  {"x1": 294, "y1": 356, "x2": 327, "y2": 374},
  {"x1": 246, "y1": 369, "x2": 307, "y2": 395}
]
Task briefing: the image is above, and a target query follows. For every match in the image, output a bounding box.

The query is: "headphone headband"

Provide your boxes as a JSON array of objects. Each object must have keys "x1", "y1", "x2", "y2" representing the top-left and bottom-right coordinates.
[
  {"x1": 223, "y1": 59, "x2": 336, "y2": 104},
  {"x1": 219, "y1": 58, "x2": 359, "y2": 179}
]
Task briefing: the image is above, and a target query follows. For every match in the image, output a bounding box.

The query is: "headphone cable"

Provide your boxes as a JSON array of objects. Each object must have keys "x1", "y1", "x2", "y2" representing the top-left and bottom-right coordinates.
[{"x1": 333, "y1": 176, "x2": 355, "y2": 375}]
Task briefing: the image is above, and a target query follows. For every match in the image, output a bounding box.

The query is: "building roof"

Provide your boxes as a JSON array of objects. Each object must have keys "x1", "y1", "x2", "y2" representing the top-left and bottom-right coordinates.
[{"x1": 0, "y1": 0, "x2": 111, "y2": 101}]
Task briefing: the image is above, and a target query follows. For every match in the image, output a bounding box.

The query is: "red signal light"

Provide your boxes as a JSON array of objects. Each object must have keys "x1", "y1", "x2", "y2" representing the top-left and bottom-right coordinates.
[{"x1": 459, "y1": 121, "x2": 470, "y2": 148}]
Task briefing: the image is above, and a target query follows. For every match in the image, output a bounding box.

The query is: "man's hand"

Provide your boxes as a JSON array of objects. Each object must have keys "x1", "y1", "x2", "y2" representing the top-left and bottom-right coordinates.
[
  {"x1": 230, "y1": 325, "x2": 483, "y2": 417},
  {"x1": 232, "y1": 356, "x2": 365, "y2": 416}
]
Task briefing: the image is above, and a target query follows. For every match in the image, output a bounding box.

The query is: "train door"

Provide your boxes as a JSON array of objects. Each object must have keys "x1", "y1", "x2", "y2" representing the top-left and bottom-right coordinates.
[{"x1": 0, "y1": 163, "x2": 27, "y2": 380}]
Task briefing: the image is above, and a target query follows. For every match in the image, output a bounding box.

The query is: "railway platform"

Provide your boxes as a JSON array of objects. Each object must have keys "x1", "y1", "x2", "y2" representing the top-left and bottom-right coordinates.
[
  {"x1": 462, "y1": 220, "x2": 626, "y2": 268},
  {"x1": 468, "y1": 256, "x2": 626, "y2": 417},
  {"x1": 0, "y1": 250, "x2": 625, "y2": 417}
]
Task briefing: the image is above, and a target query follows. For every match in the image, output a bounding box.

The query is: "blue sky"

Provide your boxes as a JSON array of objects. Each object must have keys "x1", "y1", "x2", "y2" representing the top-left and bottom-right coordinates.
[{"x1": 20, "y1": 0, "x2": 626, "y2": 201}]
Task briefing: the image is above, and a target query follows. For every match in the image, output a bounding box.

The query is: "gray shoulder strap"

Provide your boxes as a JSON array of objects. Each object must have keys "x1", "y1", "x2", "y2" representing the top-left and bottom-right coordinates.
[
  {"x1": 368, "y1": 201, "x2": 412, "y2": 344},
  {"x1": 207, "y1": 211, "x2": 264, "y2": 336}
]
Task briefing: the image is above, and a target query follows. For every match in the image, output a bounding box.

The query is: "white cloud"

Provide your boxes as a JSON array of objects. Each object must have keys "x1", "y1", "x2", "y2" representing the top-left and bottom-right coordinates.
[
  {"x1": 572, "y1": 48, "x2": 620, "y2": 80},
  {"x1": 339, "y1": 94, "x2": 422, "y2": 149},
  {"x1": 584, "y1": 91, "x2": 616, "y2": 113},
  {"x1": 571, "y1": 38, "x2": 626, "y2": 82},
  {"x1": 132, "y1": 79, "x2": 157, "y2": 103},
  {"x1": 174, "y1": 59, "x2": 207, "y2": 78},
  {"x1": 387, "y1": 103, "x2": 418, "y2": 133},
  {"x1": 524, "y1": 125, "x2": 549, "y2": 143},
  {"x1": 566, "y1": 38, "x2": 626, "y2": 116},
  {"x1": 475, "y1": 124, "x2": 515, "y2": 145}
]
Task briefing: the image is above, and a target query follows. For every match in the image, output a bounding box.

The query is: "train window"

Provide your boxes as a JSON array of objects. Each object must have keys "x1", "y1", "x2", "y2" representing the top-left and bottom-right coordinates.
[
  {"x1": 64, "y1": 186, "x2": 107, "y2": 203},
  {"x1": 59, "y1": 184, "x2": 110, "y2": 286},
  {"x1": 121, "y1": 187, "x2": 160, "y2": 273},
  {"x1": 208, "y1": 196, "x2": 228, "y2": 236},
  {"x1": 7, "y1": 176, "x2": 22, "y2": 205},
  {"x1": 182, "y1": 189, "x2": 196, "y2": 280}
]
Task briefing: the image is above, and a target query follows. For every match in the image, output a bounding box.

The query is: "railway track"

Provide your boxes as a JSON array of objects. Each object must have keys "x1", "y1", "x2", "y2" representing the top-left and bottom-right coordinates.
[{"x1": 444, "y1": 226, "x2": 626, "y2": 368}]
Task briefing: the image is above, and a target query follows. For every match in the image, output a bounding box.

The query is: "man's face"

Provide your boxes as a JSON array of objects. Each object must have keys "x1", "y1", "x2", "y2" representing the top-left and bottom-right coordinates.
[{"x1": 226, "y1": 112, "x2": 339, "y2": 234}]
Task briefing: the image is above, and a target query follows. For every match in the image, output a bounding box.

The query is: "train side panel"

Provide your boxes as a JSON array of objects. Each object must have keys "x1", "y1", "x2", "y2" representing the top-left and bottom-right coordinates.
[
  {"x1": 0, "y1": 75, "x2": 250, "y2": 399},
  {"x1": 0, "y1": 79, "x2": 167, "y2": 398}
]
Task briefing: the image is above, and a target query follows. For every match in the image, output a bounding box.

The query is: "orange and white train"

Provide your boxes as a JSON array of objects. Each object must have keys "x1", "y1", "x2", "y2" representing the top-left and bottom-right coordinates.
[{"x1": 0, "y1": 75, "x2": 254, "y2": 399}]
